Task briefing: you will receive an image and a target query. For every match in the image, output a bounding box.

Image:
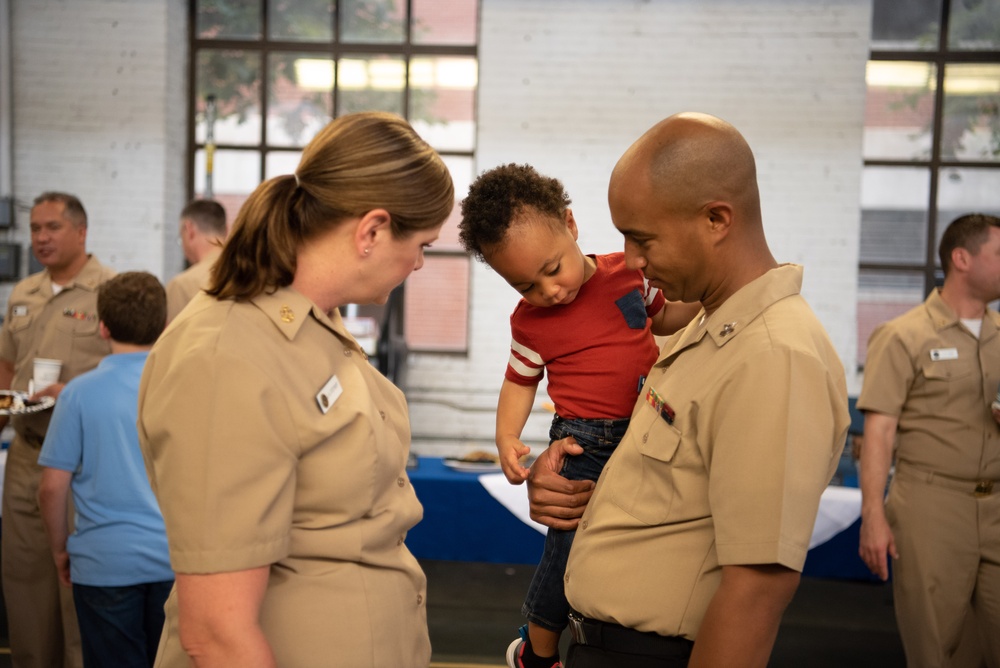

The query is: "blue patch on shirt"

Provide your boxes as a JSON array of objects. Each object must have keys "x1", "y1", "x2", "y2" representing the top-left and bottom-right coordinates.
[{"x1": 615, "y1": 289, "x2": 647, "y2": 329}]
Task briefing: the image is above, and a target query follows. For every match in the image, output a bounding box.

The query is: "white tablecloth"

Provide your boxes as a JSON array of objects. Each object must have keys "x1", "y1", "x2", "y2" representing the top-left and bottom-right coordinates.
[{"x1": 479, "y1": 473, "x2": 862, "y2": 550}]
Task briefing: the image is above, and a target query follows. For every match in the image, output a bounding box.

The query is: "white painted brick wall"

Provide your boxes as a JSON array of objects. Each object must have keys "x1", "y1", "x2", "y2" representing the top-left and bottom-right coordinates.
[
  {"x1": 1, "y1": 0, "x2": 870, "y2": 455},
  {"x1": 3, "y1": 0, "x2": 186, "y2": 311},
  {"x1": 408, "y1": 0, "x2": 872, "y2": 452}
]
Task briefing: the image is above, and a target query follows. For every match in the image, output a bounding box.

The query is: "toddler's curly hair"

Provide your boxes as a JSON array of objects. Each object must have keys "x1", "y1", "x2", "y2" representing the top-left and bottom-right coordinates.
[{"x1": 458, "y1": 163, "x2": 571, "y2": 263}]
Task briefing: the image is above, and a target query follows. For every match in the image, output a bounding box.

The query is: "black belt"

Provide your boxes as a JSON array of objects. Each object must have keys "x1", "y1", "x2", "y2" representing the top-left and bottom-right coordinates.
[
  {"x1": 568, "y1": 611, "x2": 693, "y2": 659},
  {"x1": 897, "y1": 464, "x2": 998, "y2": 498}
]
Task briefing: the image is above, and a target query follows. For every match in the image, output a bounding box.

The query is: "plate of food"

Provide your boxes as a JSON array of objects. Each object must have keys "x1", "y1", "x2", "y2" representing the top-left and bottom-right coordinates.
[
  {"x1": 0, "y1": 390, "x2": 56, "y2": 415},
  {"x1": 444, "y1": 450, "x2": 502, "y2": 473}
]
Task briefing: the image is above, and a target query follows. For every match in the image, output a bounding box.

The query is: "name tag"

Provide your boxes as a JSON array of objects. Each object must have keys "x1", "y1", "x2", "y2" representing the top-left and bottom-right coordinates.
[
  {"x1": 929, "y1": 348, "x2": 959, "y2": 361},
  {"x1": 316, "y1": 375, "x2": 343, "y2": 414},
  {"x1": 12, "y1": 305, "x2": 27, "y2": 317}
]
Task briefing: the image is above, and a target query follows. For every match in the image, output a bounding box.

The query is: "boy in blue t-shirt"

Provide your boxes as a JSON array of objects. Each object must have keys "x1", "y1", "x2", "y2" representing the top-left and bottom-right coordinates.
[{"x1": 38, "y1": 271, "x2": 172, "y2": 668}]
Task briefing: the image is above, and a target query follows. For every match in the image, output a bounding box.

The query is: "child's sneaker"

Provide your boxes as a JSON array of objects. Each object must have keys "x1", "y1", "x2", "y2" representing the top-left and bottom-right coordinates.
[{"x1": 505, "y1": 625, "x2": 562, "y2": 668}]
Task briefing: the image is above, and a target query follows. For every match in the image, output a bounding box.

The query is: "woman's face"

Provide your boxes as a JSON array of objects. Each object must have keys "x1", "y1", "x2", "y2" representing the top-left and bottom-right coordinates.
[{"x1": 368, "y1": 224, "x2": 442, "y2": 304}]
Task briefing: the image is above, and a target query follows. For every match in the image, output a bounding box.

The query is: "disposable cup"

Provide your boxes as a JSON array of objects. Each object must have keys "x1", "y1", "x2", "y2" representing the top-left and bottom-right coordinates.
[{"x1": 32, "y1": 358, "x2": 62, "y2": 391}]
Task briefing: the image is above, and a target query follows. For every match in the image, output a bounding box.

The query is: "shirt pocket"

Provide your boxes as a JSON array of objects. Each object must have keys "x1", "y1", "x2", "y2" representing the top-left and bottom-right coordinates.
[
  {"x1": 615, "y1": 289, "x2": 649, "y2": 330},
  {"x1": 6, "y1": 311, "x2": 33, "y2": 334},
  {"x1": 609, "y1": 408, "x2": 682, "y2": 525},
  {"x1": 54, "y1": 313, "x2": 99, "y2": 338}
]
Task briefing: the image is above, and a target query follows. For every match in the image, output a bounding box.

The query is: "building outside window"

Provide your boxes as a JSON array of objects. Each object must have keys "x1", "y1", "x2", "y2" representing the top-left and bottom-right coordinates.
[
  {"x1": 189, "y1": 0, "x2": 478, "y2": 357},
  {"x1": 860, "y1": 0, "x2": 1000, "y2": 365}
]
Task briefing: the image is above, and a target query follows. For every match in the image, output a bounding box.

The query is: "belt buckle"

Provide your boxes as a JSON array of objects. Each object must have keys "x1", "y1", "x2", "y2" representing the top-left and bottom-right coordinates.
[
  {"x1": 974, "y1": 480, "x2": 993, "y2": 498},
  {"x1": 568, "y1": 611, "x2": 587, "y2": 645}
]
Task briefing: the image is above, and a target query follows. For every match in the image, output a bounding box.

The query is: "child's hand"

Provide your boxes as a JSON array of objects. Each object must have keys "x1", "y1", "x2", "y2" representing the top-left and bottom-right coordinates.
[{"x1": 497, "y1": 439, "x2": 531, "y2": 485}]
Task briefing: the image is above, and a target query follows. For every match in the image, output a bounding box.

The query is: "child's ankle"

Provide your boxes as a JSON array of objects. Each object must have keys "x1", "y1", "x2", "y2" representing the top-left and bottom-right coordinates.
[{"x1": 520, "y1": 636, "x2": 560, "y2": 668}]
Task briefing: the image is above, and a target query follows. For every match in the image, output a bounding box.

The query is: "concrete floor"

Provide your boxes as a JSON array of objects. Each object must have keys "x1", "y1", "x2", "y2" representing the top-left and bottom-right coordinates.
[
  {"x1": 0, "y1": 559, "x2": 906, "y2": 668},
  {"x1": 423, "y1": 559, "x2": 907, "y2": 667}
]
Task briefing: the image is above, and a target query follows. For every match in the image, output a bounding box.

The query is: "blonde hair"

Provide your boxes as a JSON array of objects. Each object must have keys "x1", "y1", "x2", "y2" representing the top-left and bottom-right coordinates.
[{"x1": 208, "y1": 111, "x2": 454, "y2": 301}]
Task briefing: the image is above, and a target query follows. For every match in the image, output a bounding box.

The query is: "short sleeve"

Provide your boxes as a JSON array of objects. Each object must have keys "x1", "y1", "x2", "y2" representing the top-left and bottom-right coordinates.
[
  {"x1": 643, "y1": 279, "x2": 666, "y2": 318},
  {"x1": 856, "y1": 323, "x2": 913, "y2": 417},
  {"x1": 504, "y1": 305, "x2": 544, "y2": 386},
  {"x1": 38, "y1": 383, "x2": 84, "y2": 472},
  {"x1": 139, "y1": 345, "x2": 299, "y2": 574},
  {"x1": 707, "y1": 348, "x2": 845, "y2": 571}
]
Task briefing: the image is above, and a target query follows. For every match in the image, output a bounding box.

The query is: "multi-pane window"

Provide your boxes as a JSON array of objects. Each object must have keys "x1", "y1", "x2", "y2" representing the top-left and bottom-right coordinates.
[
  {"x1": 189, "y1": 0, "x2": 478, "y2": 353},
  {"x1": 859, "y1": 0, "x2": 1000, "y2": 364}
]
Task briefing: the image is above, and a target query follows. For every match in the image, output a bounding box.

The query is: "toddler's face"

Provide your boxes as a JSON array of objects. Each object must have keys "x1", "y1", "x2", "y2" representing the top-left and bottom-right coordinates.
[{"x1": 487, "y1": 208, "x2": 592, "y2": 308}]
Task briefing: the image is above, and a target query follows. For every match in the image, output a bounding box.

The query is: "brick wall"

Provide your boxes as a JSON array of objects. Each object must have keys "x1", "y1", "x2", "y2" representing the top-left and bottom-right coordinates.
[
  {"x1": 1, "y1": 0, "x2": 872, "y2": 455},
  {"x1": 2, "y1": 0, "x2": 186, "y2": 310},
  {"x1": 407, "y1": 0, "x2": 873, "y2": 453}
]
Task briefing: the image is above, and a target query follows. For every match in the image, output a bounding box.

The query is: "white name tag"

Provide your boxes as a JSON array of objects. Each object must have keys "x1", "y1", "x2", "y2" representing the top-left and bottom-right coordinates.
[
  {"x1": 12, "y1": 305, "x2": 27, "y2": 316},
  {"x1": 929, "y1": 348, "x2": 959, "y2": 361},
  {"x1": 316, "y1": 374, "x2": 343, "y2": 414}
]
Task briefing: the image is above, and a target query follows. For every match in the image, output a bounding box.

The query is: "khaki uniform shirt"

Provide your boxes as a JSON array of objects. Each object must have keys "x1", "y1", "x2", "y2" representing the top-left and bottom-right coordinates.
[
  {"x1": 164, "y1": 248, "x2": 220, "y2": 322},
  {"x1": 138, "y1": 288, "x2": 429, "y2": 668},
  {"x1": 565, "y1": 264, "x2": 849, "y2": 640},
  {"x1": 0, "y1": 256, "x2": 115, "y2": 445},
  {"x1": 857, "y1": 289, "x2": 1000, "y2": 479}
]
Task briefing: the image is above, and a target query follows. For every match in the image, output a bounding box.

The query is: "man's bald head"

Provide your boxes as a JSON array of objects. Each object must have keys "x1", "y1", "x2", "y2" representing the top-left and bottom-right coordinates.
[{"x1": 611, "y1": 112, "x2": 761, "y2": 224}]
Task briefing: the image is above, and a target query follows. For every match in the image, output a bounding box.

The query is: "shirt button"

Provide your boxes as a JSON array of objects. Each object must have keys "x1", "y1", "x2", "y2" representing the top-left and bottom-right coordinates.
[
  {"x1": 379, "y1": 410, "x2": 386, "y2": 420},
  {"x1": 343, "y1": 348, "x2": 352, "y2": 357},
  {"x1": 642, "y1": 434, "x2": 648, "y2": 443},
  {"x1": 397, "y1": 536, "x2": 404, "y2": 546},
  {"x1": 581, "y1": 520, "x2": 589, "y2": 530},
  {"x1": 417, "y1": 594, "x2": 423, "y2": 605},
  {"x1": 397, "y1": 477, "x2": 406, "y2": 487}
]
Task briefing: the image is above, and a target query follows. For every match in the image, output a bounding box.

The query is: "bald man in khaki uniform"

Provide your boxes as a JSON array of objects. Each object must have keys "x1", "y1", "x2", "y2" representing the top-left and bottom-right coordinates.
[
  {"x1": 858, "y1": 213, "x2": 1000, "y2": 667},
  {"x1": 0, "y1": 192, "x2": 114, "y2": 668},
  {"x1": 165, "y1": 199, "x2": 227, "y2": 321},
  {"x1": 526, "y1": 113, "x2": 849, "y2": 667}
]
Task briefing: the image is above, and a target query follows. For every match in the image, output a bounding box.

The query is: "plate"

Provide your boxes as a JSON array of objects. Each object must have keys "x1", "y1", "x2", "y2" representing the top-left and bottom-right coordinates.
[
  {"x1": 443, "y1": 458, "x2": 502, "y2": 473},
  {"x1": 0, "y1": 390, "x2": 56, "y2": 415}
]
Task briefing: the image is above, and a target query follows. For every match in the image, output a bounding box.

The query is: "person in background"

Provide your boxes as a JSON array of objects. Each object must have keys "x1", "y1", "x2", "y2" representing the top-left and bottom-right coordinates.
[
  {"x1": 38, "y1": 271, "x2": 173, "y2": 668},
  {"x1": 459, "y1": 163, "x2": 699, "y2": 668},
  {"x1": 526, "y1": 112, "x2": 850, "y2": 667},
  {"x1": 858, "y1": 212, "x2": 1000, "y2": 667},
  {"x1": 137, "y1": 111, "x2": 454, "y2": 668},
  {"x1": 165, "y1": 198, "x2": 227, "y2": 321},
  {"x1": 0, "y1": 191, "x2": 116, "y2": 668}
]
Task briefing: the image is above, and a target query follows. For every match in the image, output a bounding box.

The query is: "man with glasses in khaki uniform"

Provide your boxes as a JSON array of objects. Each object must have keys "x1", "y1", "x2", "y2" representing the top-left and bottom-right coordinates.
[
  {"x1": 0, "y1": 192, "x2": 115, "y2": 668},
  {"x1": 858, "y1": 213, "x2": 1000, "y2": 667}
]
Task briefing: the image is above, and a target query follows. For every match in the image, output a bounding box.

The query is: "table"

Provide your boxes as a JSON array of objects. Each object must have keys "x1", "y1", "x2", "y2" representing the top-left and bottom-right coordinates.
[{"x1": 406, "y1": 457, "x2": 879, "y2": 581}]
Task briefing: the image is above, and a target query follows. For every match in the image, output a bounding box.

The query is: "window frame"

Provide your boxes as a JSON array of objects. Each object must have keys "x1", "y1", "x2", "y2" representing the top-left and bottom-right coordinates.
[{"x1": 185, "y1": 1, "x2": 478, "y2": 355}]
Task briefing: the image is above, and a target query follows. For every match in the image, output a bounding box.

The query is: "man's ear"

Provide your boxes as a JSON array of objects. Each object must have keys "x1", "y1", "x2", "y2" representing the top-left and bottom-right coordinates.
[
  {"x1": 98, "y1": 321, "x2": 112, "y2": 341},
  {"x1": 951, "y1": 247, "x2": 972, "y2": 273},
  {"x1": 354, "y1": 209, "x2": 392, "y2": 257},
  {"x1": 705, "y1": 202, "x2": 733, "y2": 237}
]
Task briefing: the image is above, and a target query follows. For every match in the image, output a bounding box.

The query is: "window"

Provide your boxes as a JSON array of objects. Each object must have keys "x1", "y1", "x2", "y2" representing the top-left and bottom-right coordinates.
[
  {"x1": 860, "y1": 0, "x2": 1000, "y2": 364},
  {"x1": 188, "y1": 0, "x2": 478, "y2": 352}
]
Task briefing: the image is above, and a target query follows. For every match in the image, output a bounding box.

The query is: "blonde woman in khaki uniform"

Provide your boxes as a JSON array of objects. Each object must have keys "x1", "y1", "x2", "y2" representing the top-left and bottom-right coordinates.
[{"x1": 138, "y1": 112, "x2": 454, "y2": 668}]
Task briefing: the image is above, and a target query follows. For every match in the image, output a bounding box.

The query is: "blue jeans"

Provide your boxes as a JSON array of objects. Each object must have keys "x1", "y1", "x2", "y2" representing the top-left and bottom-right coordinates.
[
  {"x1": 522, "y1": 415, "x2": 630, "y2": 632},
  {"x1": 73, "y1": 580, "x2": 174, "y2": 668}
]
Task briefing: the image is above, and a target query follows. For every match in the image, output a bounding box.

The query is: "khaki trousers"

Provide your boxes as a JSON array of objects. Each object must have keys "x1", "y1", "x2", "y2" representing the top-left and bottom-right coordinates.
[
  {"x1": 2, "y1": 433, "x2": 83, "y2": 668},
  {"x1": 888, "y1": 469, "x2": 1000, "y2": 668}
]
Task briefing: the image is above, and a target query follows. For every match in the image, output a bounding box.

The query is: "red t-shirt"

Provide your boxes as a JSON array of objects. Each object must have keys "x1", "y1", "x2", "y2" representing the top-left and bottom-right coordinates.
[{"x1": 505, "y1": 253, "x2": 665, "y2": 419}]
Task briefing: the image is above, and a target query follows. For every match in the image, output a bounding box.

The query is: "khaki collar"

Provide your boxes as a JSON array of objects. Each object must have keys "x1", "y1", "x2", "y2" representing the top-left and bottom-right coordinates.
[
  {"x1": 25, "y1": 255, "x2": 105, "y2": 295},
  {"x1": 924, "y1": 288, "x2": 1000, "y2": 343},
  {"x1": 657, "y1": 263, "x2": 804, "y2": 365},
  {"x1": 251, "y1": 286, "x2": 361, "y2": 351}
]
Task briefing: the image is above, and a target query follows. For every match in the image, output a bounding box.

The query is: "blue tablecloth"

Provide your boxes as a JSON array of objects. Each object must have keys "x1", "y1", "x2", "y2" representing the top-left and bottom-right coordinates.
[
  {"x1": 406, "y1": 456, "x2": 879, "y2": 581},
  {"x1": 407, "y1": 456, "x2": 545, "y2": 564}
]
